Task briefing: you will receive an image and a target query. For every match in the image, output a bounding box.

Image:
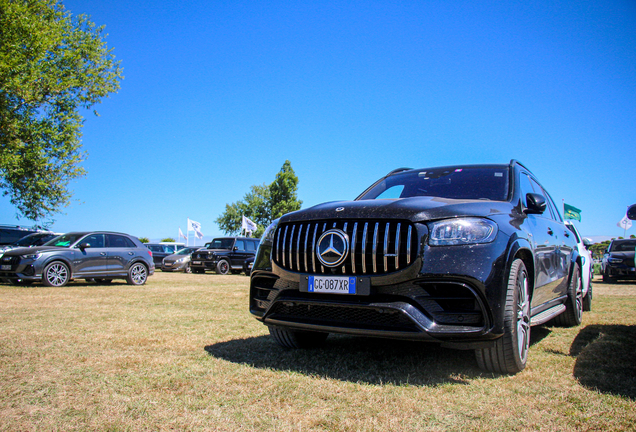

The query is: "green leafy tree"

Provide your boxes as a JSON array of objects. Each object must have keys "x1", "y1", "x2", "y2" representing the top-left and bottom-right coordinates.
[
  {"x1": 216, "y1": 161, "x2": 302, "y2": 238},
  {"x1": 161, "y1": 237, "x2": 176, "y2": 242},
  {"x1": 0, "y1": 0, "x2": 123, "y2": 222},
  {"x1": 138, "y1": 237, "x2": 149, "y2": 243}
]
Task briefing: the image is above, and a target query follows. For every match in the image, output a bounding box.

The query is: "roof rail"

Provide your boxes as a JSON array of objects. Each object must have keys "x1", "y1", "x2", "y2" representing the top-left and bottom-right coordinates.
[
  {"x1": 509, "y1": 159, "x2": 535, "y2": 176},
  {"x1": 386, "y1": 167, "x2": 412, "y2": 176}
]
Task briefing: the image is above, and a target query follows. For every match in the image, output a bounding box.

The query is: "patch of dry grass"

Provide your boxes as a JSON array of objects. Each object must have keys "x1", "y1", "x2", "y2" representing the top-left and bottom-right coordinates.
[{"x1": 1, "y1": 273, "x2": 635, "y2": 431}]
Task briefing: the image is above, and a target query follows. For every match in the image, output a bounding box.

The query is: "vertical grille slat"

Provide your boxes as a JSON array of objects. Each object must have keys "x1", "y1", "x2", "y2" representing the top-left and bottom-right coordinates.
[{"x1": 273, "y1": 219, "x2": 417, "y2": 276}]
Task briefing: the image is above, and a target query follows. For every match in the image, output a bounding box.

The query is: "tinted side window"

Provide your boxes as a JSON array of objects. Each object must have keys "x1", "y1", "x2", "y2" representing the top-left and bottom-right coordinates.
[
  {"x1": 246, "y1": 241, "x2": 256, "y2": 252},
  {"x1": 519, "y1": 173, "x2": 536, "y2": 207},
  {"x1": 107, "y1": 234, "x2": 132, "y2": 248},
  {"x1": 544, "y1": 192, "x2": 563, "y2": 222},
  {"x1": 235, "y1": 240, "x2": 245, "y2": 251},
  {"x1": 83, "y1": 234, "x2": 105, "y2": 248}
]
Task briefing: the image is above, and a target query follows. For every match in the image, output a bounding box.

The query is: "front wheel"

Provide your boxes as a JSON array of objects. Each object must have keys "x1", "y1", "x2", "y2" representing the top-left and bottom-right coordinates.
[
  {"x1": 42, "y1": 261, "x2": 70, "y2": 287},
  {"x1": 126, "y1": 263, "x2": 148, "y2": 285},
  {"x1": 184, "y1": 264, "x2": 192, "y2": 274},
  {"x1": 475, "y1": 258, "x2": 531, "y2": 374},
  {"x1": 269, "y1": 326, "x2": 329, "y2": 349},
  {"x1": 216, "y1": 260, "x2": 230, "y2": 275}
]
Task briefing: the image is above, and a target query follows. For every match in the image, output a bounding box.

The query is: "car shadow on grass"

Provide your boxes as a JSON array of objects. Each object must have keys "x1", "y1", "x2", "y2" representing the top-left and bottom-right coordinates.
[
  {"x1": 204, "y1": 329, "x2": 549, "y2": 386},
  {"x1": 570, "y1": 324, "x2": 636, "y2": 400}
]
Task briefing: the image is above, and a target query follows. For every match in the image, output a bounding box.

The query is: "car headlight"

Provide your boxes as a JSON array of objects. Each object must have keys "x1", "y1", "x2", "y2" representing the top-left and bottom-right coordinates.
[
  {"x1": 21, "y1": 252, "x2": 41, "y2": 260},
  {"x1": 175, "y1": 257, "x2": 186, "y2": 263},
  {"x1": 608, "y1": 257, "x2": 623, "y2": 264},
  {"x1": 429, "y1": 218, "x2": 498, "y2": 246}
]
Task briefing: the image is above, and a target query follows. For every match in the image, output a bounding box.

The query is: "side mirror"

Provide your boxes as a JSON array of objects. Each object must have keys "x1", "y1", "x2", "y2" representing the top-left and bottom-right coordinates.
[
  {"x1": 628, "y1": 204, "x2": 636, "y2": 220},
  {"x1": 583, "y1": 238, "x2": 592, "y2": 249},
  {"x1": 525, "y1": 193, "x2": 546, "y2": 215},
  {"x1": 78, "y1": 242, "x2": 91, "y2": 250},
  {"x1": 233, "y1": 246, "x2": 238, "y2": 251}
]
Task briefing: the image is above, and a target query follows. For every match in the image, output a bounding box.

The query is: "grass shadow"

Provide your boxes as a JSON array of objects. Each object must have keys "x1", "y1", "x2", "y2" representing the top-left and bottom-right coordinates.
[
  {"x1": 205, "y1": 329, "x2": 550, "y2": 386},
  {"x1": 570, "y1": 324, "x2": 636, "y2": 400}
]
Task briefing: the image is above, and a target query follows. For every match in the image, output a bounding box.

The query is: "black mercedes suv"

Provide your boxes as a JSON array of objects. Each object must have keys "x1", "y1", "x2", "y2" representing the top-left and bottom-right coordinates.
[
  {"x1": 190, "y1": 237, "x2": 260, "y2": 275},
  {"x1": 249, "y1": 160, "x2": 584, "y2": 374}
]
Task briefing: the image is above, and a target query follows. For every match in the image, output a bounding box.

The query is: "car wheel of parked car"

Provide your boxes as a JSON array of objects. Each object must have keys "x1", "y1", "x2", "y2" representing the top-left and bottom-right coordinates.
[
  {"x1": 551, "y1": 264, "x2": 583, "y2": 327},
  {"x1": 94, "y1": 278, "x2": 113, "y2": 284},
  {"x1": 216, "y1": 260, "x2": 230, "y2": 275},
  {"x1": 475, "y1": 259, "x2": 530, "y2": 374},
  {"x1": 184, "y1": 265, "x2": 192, "y2": 274},
  {"x1": 126, "y1": 263, "x2": 148, "y2": 285},
  {"x1": 602, "y1": 269, "x2": 616, "y2": 284},
  {"x1": 582, "y1": 281, "x2": 592, "y2": 312},
  {"x1": 43, "y1": 261, "x2": 70, "y2": 287},
  {"x1": 269, "y1": 326, "x2": 329, "y2": 349}
]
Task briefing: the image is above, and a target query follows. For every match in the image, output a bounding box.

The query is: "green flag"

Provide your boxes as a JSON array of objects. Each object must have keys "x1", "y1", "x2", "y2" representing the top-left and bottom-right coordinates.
[{"x1": 564, "y1": 203, "x2": 582, "y2": 221}]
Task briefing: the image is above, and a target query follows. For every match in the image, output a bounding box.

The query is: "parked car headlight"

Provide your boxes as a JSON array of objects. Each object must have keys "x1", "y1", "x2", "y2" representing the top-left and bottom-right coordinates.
[
  {"x1": 175, "y1": 257, "x2": 187, "y2": 263},
  {"x1": 608, "y1": 257, "x2": 623, "y2": 264},
  {"x1": 429, "y1": 218, "x2": 498, "y2": 246},
  {"x1": 21, "y1": 252, "x2": 41, "y2": 260}
]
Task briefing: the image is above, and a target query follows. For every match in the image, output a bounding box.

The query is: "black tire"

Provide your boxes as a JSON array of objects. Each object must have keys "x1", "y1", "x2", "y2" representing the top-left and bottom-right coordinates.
[
  {"x1": 269, "y1": 326, "x2": 329, "y2": 349},
  {"x1": 216, "y1": 260, "x2": 230, "y2": 275},
  {"x1": 475, "y1": 258, "x2": 531, "y2": 374},
  {"x1": 126, "y1": 262, "x2": 148, "y2": 286},
  {"x1": 42, "y1": 261, "x2": 70, "y2": 287},
  {"x1": 582, "y1": 280, "x2": 592, "y2": 312},
  {"x1": 551, "y1": 264, "x2": 583, "y2": 327},
  {"x1": 94, "y1": 278, "x2": 113, "y2": 284},
  {"x1": 184, "y1": 265, "x2": 192, "y2": 274},
  {"x1": 603, "y1": 268, "x2": 616, "y2": 284}
]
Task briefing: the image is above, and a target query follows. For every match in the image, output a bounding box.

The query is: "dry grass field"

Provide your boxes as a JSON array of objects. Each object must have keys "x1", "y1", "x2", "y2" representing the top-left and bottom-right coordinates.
[{"x1": 1, "y1": 271, "x2": 635, "y2": 431}]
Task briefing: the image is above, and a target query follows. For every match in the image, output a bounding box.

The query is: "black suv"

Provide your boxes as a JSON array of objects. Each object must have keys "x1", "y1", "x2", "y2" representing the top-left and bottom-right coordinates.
[
  {"x1": 601, "y1": 239, "x2": 636, "y2": 282},
  {"x1": 190, "y1": 237, "x2": 260, "y2": 275},
  {"x1": 0, "y1": 225, "x2": 42, "y2": 245},
  {"x1": 249, "y1": 160, "x2": 583, "y2": 374}
]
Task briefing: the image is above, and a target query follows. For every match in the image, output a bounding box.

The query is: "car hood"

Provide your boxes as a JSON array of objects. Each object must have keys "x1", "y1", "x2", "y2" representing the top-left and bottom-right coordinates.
[
  {"x1": 1, "y1": 245, "x2": 72, "y2": 256},
  {"x1": 280, "y1": 197, "x2": 514, "y2": 223}
]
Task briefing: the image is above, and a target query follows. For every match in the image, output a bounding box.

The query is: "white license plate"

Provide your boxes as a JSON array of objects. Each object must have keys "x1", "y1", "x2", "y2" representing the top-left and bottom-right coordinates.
[
  {"x1": 1, "y1": 265, "x2": 11, "y2": 270},
  {"x1": 308, "y1": 276, "x2": 356, "y2": 294},
  {"x1": 192, "y1": 261, "x2": 201, "y2": 265}
]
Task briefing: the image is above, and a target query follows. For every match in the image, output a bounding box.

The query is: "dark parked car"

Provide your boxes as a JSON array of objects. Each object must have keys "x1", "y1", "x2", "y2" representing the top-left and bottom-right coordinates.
[
  {"x1": 0, "y1": 225, "x2": 42, "y2": 245},
  {"x1": 0, "y1": 232, "x2": 60, "y2": 254},
  {"x1": 243, "y1": 256, "x2": 254, "y2": 276},
  {"x1": 0, "y1": 231, "x2": 154, "y2": 286},
  {"x1": 190, "y1": 237, "x2": 260, "y2": 274},
  {"x1": 601, "y1": 239, "x2": 636, "y2": 283},
  {"x1": 250, "y1": 160, "x2": 583, "y2": 374}
]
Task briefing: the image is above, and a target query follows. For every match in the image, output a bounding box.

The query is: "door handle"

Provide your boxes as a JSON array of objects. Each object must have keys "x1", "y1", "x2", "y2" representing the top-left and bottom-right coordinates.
[
  {"x1": 100, "y1": 252, "x2": 107, "y2": 256},
  {"x1": 128, "y1": 252, "x2": 134, "y2": 256},
  {"x1": 547, "y1": 228, "x2": 553, "y2": 235}
]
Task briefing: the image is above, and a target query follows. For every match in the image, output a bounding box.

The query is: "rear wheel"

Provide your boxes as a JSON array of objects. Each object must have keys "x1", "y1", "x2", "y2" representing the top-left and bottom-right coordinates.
[
  {"x1": 582, "y1": 280, "x2": 592, "y2": 312},
  {"x1": 42, "y1": 261, "x2": 70, "y2": 287},
  {"x1": 551, "y1": 263, "x2": 583, "y2": 327},
  {"x1": 269, "y1": 326, "x2": 329, "y2": 349},
  {"x1": 126, "y1": 263, "x2": 148, "y2": 285},
  {"x1": 475, "y1": 258, "x2": 530, "y2": 374},
  {"x1": 216, "y1": 260, "x2": 230, "y2": 275}
]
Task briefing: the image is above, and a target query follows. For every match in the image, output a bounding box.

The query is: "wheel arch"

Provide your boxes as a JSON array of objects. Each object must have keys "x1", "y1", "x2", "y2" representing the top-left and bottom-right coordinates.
[{"x1": 506, "y1": 238, "x2": 535, "y2": 299}]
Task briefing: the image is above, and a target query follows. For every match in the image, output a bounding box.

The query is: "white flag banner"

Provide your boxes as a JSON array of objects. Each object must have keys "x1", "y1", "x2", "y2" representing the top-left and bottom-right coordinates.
[
  {"x1": 618, "y1": 215, "x2": 633, "y2": 230},
  {"x1": 188, "y1": 218, "x2": 204, "y2": 239},
  {"x1": 241, "y1": 215, "x2": 258, "y2": 234},
  {"x1": 179, "y1": 227, "x2": 187, "y2": 241}
]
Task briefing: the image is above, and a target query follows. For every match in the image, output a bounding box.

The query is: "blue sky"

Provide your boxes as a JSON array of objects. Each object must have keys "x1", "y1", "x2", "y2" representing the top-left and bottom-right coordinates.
[{"x1": 2, "y1": 0, "x2": 635, "y2": 243}]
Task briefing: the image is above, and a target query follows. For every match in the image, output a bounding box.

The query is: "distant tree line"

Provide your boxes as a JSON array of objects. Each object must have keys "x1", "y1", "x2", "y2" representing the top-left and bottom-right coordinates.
[{"x1": 216, "y1": 161, "x2": 302, "y2": 238}]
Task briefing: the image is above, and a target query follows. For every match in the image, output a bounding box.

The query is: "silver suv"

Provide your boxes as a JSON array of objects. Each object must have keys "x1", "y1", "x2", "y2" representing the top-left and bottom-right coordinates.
[{"x1": 0, "y1": 231, "x2": 154, "y2": 287}]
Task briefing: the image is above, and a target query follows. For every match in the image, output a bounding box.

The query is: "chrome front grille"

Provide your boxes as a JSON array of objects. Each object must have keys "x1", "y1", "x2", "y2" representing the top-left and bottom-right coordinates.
[{"x1": 272, "y1": 219, "x2": 417, "y2": 275}]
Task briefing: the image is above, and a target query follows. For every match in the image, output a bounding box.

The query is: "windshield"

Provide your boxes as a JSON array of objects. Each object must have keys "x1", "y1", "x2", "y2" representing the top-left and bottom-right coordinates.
[
  {"x1": 208, "y1": 238, "x2": 234, "y2": 250},
  {"x1": 610, "y1": 240, "x2": 636, "y2": 252},
  {"x1": 176, "y1": 247, "x2": 197, "y2": 255},
  {"x1": 43, "y1": 233, "x2": 88, "y2": 248},
  {"x1": 15, "y1": 233, "x2": 47, "y2": 246},
  {"x1": 358, "y1": 167, "x2": 510, "y2": 201}
]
